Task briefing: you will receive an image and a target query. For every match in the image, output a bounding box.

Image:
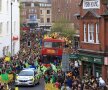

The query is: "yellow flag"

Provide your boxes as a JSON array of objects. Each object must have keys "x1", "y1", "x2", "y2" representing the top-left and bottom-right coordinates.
[{"x1": 4, "y1": 56, "x2": 10, "y2": 62}]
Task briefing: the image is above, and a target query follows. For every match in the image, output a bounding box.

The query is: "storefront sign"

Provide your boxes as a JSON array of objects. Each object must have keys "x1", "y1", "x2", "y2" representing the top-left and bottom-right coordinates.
[
  {"x1": 13, "y1": 36, "x2": 18, "y2": 41},
  {"x1": 81, "y1": 57, "x2": 89, "y2": 61},
  {"x1": 69, "y1": 54, "x2": 78, "y2": 59},
  {"x1": 94, "y1": 58, "x2": 102, "y2": 63},
  {"x1": 83, "y1": 0, "x2": 100, "y2": 9}
]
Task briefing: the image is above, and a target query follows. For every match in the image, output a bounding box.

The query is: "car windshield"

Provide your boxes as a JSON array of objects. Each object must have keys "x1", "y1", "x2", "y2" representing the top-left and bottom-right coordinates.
[{"x1": 19, "y1": 71, "x2": 34, "y2": 76}]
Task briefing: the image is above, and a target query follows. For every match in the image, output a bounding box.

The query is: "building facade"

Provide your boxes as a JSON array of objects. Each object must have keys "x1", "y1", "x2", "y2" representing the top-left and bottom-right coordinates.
[
  {"x1": 77, "y1": 0, "x2": 108, "y2": 82},
  {"x1": 0, "y1": 0, "x2": 20, "y2": 57},
  {"x1": 20, "y1": 0, "x2": 40, "y2": 28},
  {"x1": 39, "y1": 2, "x2": 52, "y2": 29},
  {"x1": 52, "y1": 0, "x2": 80, "y2": 29},
  {"x1": 20, "y1": 0, "x2": 52, "y2": 29}
]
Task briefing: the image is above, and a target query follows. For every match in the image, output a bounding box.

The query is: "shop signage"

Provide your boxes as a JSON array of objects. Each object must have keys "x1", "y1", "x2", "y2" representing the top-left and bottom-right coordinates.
[
  {"x1": 94, "y1": 58, "x2": 101, "y2": 62},
  {"x1": 13, "y1": 36, "x2": 18, "y2": 41},
  {"x1": 69, "y1": 54, "x2": 78, "y2": 59},
  {"x1": 83, "y1": 0, "x2": 100, "y2": 9},
  {"x1": 94, "y1": 58, "x2": 102, "y2": 64},
  {"x1": 81, "y1": 57, "x2": 89, "y2": 61}
]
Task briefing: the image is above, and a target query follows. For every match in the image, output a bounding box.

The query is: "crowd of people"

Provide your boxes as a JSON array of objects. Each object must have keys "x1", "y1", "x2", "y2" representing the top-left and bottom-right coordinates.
[
  {"x1": 44, "y1": 60, "x2": 107, "y2": 90},
  {"x1": 0, "y1": 28, "x2": 107, "y2": 90},
  {"x1": 0, "y1": 29, "x2": 43, "y2": 89}
]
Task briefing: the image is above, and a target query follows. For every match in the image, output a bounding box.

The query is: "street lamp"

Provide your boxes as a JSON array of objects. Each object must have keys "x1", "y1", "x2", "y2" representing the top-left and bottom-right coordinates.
[{"x1": 11, "y1": 1, "x2": 13, "y2": 56}]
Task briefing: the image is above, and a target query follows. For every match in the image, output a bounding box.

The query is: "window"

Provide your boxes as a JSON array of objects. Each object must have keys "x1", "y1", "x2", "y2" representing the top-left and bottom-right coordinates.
[
  {"x1": 40, "y1": 10, "x2": 42, "y2": 14},
  {"x1": 40, "y1": 18, "x2": 44, "y2": 23},
  {"x1": 88, "y1": 24, "x2": 94, "y2": 42},
  {"x1": 47, "y1": 10, "x2": 50, "y2": 14},
  {"x1": 29, "y1": 9, "x2": 34, "y2": 13},
  {"x1": 0, "y1": 0, "x2": 2, "y2": 12},
  {"x1": 22, "y1": 3, "x2": 25, "y2": 8},
  {"x1": 96, "y1": 23, "x2": 99, "y2": 43},
  {"x1": 31, "y1": 3, "x2": 34, "y2": 7},
  {"x1": 0, "y1": 22, "x2": 2, "y2": 34},
  {"x1": 29, "y1": 15, "x2": 36, "y2": 21},
  {"x1": 84, "y1": 24, "x2": 86, "y2": 42},
  {"x1": 47, "y1": 18, "x2": 50, "y2": 23},
  {"x1": 7, "y1": 21, "x2": 9, "y2": 34},
  {"x1": 44, "y1": 42, "x2": 62, "y2": 48}
]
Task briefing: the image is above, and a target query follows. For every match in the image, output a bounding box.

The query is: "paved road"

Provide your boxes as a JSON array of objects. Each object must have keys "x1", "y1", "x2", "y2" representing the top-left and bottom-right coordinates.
[{"x1": 18, "y1": 78, "x2": 45, "y2": 90}]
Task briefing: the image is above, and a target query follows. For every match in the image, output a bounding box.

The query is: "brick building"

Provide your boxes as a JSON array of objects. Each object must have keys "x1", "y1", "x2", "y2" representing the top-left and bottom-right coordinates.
[
  {"x1": 20, "y1": 0, "x2": 40, "y2": 28},
  {"x1": 20, "y1": 0, "x2": 52, "y2": 29},
  {"x1": 77, "y1": 0, "x2": 108, "y2": 82},
  {"x1": 52, "y1": 0, "x2": 80, "y2": 29}
]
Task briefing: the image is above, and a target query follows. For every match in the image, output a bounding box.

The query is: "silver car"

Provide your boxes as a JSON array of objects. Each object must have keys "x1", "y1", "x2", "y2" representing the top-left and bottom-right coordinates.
[{"x1": 15, "y1": 68, "x2": 40, "y2": 86}]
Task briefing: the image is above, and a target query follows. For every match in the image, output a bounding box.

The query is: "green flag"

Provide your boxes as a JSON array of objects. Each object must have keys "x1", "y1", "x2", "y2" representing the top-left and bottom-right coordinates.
[
  {"x1": 25, "y1": 62, "x2": 29, "y2": 68},
  {"x1": 35, "y1": 60, "x2": 39, "y2": 66},
  {"x1": 51, "y1": 64, "x2": 57, "y2": 73},
  {"x1": 41, "y1": 66, "x2": 47, "y2": 74},
  {"x1": 50, "y1": 75, "x2": 56, "y2": 83},
  {"x1": 1, "y1": 73, "x2": 9, "y2": 82}
]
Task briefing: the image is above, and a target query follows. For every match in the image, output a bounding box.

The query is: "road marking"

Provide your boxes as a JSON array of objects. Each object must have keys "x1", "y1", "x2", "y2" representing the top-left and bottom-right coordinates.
[{"x1": 15, "y1": 87, "x2": 19, "y2": 90}]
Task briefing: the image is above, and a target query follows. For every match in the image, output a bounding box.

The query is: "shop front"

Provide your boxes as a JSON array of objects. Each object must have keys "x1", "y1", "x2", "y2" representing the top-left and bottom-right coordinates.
[{"x1": 79, "y1": 54, "x2": 104, "y2": 78}]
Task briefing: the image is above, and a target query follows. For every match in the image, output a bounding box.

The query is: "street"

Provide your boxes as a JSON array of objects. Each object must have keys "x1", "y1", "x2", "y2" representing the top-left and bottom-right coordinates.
[{"x1": 18, "y1": 78, "x2": 45, "y2": 90}]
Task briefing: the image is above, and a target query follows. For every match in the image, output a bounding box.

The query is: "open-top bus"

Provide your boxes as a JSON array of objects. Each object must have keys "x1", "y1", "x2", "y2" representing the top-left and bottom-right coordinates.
[{"x1": 41, "y1": 38, "x2": 65, "y2": 67}]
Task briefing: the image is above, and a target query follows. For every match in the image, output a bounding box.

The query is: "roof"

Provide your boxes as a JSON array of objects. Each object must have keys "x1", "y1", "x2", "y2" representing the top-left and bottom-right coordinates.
[{"x1": 82, "y1": 10, "x2": 101, "y2": 18}]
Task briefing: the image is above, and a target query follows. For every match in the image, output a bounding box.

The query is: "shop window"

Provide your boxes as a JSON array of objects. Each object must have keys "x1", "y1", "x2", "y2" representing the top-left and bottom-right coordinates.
[
  {"x1": 88, "y1": 24, "x2": 94, "y2": 43},
  {"x1": 84, "y1": 24, "x2": 86, "y2": 42},
  {"x1": 96, "y1": 23, "x2": 99, "y2": 43}
]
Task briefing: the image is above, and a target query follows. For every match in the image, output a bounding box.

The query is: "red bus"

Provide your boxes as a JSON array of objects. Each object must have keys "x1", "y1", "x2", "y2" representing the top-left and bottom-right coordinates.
[{"x1": 41, "y1": 38, "x2": 65, "y2": 67}]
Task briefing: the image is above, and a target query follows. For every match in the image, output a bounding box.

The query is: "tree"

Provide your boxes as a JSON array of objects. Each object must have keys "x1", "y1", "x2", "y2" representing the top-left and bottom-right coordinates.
[{"x1": 51, "y1": 18, "x2": 76, "y2": 40}]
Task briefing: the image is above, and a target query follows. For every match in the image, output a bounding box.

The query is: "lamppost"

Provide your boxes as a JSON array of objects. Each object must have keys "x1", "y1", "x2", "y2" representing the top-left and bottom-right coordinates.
[{"x1": 11, "y1": 1, "x2": 13, "y2": 56}]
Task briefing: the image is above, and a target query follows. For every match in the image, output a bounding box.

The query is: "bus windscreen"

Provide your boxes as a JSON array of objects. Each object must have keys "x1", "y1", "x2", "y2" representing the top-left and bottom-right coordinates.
[{"x1": 44, "y1": 42, "x2": 62, "y2": 48}]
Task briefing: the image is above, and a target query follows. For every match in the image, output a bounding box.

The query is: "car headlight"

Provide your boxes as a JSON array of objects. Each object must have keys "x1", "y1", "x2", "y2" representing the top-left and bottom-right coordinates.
[{"x1": 16, "y1": 76, "x2": 19, "y2": 80}]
